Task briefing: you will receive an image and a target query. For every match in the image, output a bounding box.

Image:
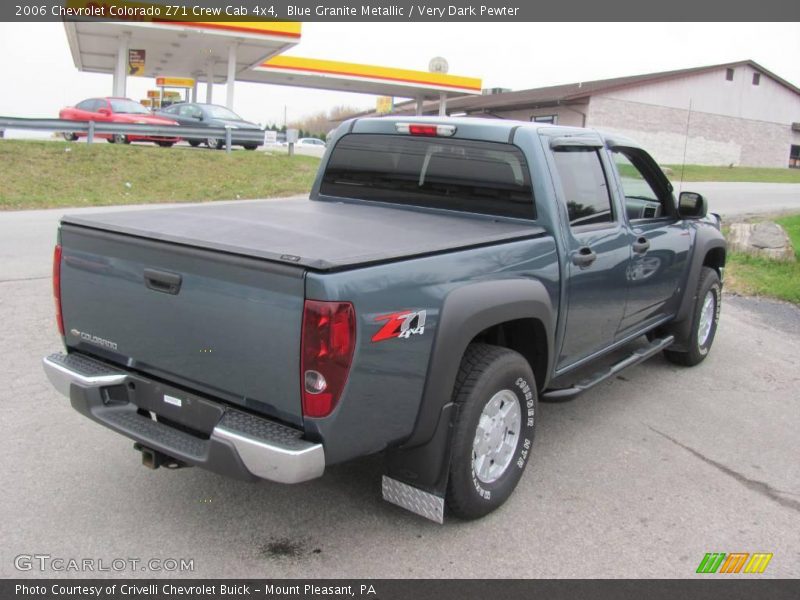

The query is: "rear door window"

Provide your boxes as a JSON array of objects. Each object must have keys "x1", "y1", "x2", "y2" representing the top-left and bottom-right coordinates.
[
  {"x1": 552, "y1": 148, "x2": 615, "y2": 228},
  {"x1": 320, "y1": 134, "x2": 535, "y2": 220}
]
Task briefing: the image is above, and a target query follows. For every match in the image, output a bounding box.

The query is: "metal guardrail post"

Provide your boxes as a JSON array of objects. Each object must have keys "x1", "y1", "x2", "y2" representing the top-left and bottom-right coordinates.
[
  {"x1": 87, "y1": 121, "x2": 95, "y2": 144},
  {"x1": 225, "y1": 126, "x2": 232, "y2": 154},
  {"x1": 288, "y1": 142, "x2": 294, "y2": 157}
]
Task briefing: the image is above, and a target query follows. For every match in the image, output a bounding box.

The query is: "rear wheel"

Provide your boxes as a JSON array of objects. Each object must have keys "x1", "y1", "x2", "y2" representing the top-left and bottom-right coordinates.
[
  {"x1": 207, "y1": 138, "x2": 222, "y2": 150},
  {"x1": 112, "y1": 134, "x2": 129, "y2": 144},
  {"x1": 446, "y1": 343, "x2": 537, "y2": 520},
  {"x1": 244, "y1": 144, "x2": 258, "y2": 151},
  {"x1": 62, "y1": 132, "x2": 78, "y2": 142},
  {"x1": 664, "y1": 267, "x2": 721, "y2": 366},
  {"x1": 188, "y1": 140, "x2": 201, "y2": 148},
  {"x1": 156, "y1": 141, "x2": 174, "y2": 148}
]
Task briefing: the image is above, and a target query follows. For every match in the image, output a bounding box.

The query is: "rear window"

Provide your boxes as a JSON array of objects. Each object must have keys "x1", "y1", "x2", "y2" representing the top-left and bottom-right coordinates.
[{"x1": 320, "y1": 134, "x2": 535, "y2": 220}]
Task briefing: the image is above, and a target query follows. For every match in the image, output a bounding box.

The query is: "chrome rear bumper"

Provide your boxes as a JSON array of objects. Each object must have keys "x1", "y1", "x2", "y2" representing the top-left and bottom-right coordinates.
[{"x1": 43, "y1": 352, "x2": 324, "y2": 484}]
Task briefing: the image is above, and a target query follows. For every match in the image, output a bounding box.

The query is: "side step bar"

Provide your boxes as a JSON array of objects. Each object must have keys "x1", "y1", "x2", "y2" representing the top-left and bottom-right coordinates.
[{"x1": 542, "y1": 335, "x2": 674, "y2": 401}]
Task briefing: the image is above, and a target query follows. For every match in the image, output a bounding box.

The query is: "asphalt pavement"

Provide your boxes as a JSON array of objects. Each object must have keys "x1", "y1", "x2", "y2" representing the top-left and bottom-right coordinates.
[{"x1": 1, "y1": 184, "x2": 799, "y2": 578}]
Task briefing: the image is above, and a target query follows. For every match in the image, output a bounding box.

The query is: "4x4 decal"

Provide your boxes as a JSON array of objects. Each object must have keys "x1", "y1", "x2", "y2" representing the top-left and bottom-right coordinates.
[{"x1": 371, "y1": 310, "x2": 427, "y2": 342}]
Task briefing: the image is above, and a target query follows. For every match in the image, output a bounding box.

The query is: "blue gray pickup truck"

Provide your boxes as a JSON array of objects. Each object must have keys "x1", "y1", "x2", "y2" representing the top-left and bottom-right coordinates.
[{"x1": 43, "y1": 117, "x2": 726, "y2": 522}]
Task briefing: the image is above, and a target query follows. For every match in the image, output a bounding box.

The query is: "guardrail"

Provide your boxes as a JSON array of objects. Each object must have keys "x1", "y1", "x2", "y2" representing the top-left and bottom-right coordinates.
[{"x1": 0, "y1": 116, "x2": 267, "y2": 154}]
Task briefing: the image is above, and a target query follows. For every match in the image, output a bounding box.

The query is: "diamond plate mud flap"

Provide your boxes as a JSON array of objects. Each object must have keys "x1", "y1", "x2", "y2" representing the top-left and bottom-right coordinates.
[{"x1": 381, "y1": 475, "x2": 444, "y2": 524}]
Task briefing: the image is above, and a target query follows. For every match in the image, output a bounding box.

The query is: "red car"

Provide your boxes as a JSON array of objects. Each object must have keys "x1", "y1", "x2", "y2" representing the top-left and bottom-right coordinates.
[{"x1": 59, "y1": 97, "x2": 181, "y2": 146}]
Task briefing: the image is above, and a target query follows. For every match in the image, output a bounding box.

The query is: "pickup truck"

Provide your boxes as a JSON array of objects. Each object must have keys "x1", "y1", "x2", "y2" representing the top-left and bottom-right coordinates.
[{"x1": 43, "y1": 117, "x2": 726, "y2": 523}]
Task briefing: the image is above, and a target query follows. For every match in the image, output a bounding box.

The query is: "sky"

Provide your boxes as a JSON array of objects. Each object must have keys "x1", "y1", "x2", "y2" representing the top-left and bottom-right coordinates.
[{"x1": 0, "y1": 21, "x2": 798, "y2": 127}]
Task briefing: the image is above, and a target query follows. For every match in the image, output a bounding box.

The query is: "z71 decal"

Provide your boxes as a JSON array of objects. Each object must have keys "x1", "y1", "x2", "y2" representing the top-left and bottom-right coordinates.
[{"x1": 371, "y1": 310, "x2": 427, "y2": 342}]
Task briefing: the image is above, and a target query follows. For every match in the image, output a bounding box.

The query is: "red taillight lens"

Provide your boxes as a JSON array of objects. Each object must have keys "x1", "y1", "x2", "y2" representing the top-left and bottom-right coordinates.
[
  {"x1": 409, "y1": 124, "x2": 438, "y2": 136},
  {"x1": 53, "y1": 244, "x2": 64, "y2": 336},
  {"x1": 301, "y1": 300, "x2": 356, "y2": 418}
]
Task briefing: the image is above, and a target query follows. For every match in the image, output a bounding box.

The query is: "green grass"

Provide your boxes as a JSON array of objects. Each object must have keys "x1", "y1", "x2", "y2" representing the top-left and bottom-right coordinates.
[
  {"x1": 0, "y1": 139, "x2": 320, "y2": 210},
  {"x1": 724, "y1": 214, "x2": 800, "y2": 304},
  {"x1": 663, "y1": 164, "x2": 800, "y2": 183}
]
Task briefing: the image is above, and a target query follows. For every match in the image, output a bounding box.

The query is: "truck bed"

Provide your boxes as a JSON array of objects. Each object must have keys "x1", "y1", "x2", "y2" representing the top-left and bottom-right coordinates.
[{"x1": 62, "y1": 198, "x2": 545, "y2": 271}]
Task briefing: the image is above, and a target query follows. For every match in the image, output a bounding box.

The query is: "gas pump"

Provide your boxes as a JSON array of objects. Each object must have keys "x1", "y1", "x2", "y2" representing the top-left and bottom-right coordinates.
[{"x1": 155, "y1": 77, "x2": 194, "y2": 109}]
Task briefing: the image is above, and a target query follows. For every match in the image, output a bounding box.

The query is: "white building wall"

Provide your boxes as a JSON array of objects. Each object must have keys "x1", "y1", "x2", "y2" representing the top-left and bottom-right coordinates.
[
  {"x1": 598, "y1": 65, "x2": 800, "y2": 125},
  {"x1": 587, "y1": 95, "x2": 792, "y2": 167}
]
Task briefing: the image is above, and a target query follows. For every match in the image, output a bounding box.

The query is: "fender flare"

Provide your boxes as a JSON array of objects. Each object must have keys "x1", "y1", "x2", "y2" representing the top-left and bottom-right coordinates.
[
  {"x1": 386, "y1": 279, "x2": 555, "y2": 491},
  {"x1": 670, "y1": 227, "x2": 726, "y2": 350}
]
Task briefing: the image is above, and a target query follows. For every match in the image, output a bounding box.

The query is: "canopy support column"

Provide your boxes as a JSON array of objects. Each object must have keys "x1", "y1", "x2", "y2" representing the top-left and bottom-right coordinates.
[
  {"x1": 439, "y1": 92, "x2": 447, "y2": 116},
  {"x1": 226, "y1": 43, "x2": 238, "y2": 109},
  {"x1": 112, "y1": 33, "x2": 130, "y2": 97},
  {"x1": 205, "y1": 62, "x2": 214, "y2": 104},
  {"x1": 415, "y1": 96, "x2": 424, "y2": 116}
]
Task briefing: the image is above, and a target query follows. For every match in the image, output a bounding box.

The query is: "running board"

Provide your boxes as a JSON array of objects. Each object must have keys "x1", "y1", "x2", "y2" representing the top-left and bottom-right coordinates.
[{"x1": 542, "y1": 335, "x2": 674, "y2": 401}]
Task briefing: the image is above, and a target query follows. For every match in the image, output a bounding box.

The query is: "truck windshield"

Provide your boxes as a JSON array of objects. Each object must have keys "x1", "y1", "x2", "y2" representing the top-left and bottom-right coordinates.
[{"x1": 320, "y1": 134, "x2": 535, "y2": 220}]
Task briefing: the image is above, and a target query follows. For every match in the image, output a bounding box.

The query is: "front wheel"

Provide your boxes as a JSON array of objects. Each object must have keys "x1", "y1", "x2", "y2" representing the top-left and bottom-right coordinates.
[
  {"x1": 446, "y1": 343, "x2": 537, "y2": 520},
  {"x1": 664, "y1": 267, "x2": 721, "y2": 366},
  {"x1": 207, "y1": 138, "x2": 222, "y2": 150},
  {"x1": 156, "y1": 141, "x2": 174, "y2": 148},
  {"x1": 188, "y1": 140, "x2": 201, "y2": 148},
  {"x1": 63, "y1": 132, "x2": 78, "y2": 142}
]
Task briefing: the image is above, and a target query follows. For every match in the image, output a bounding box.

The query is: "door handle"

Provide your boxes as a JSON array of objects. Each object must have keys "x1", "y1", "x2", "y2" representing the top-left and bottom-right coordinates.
[
  {"x1": 572, "y1": 246, "x2": 597, "y2": 268},
  {"x1": 144, "y1": 268, "x2": 182, "y2": 295},
  {"x1": 632, "y1": 237, "x2": 650, "y2": 254}
]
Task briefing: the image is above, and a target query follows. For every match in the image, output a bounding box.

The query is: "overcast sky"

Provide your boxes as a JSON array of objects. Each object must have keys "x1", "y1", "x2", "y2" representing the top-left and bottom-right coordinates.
[{"x1": 0, "y1": 22, "x2": 798, "y2": 126}]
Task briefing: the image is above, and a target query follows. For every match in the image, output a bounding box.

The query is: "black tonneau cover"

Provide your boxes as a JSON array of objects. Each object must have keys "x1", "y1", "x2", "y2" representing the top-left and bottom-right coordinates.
[{"x1": 62, "y1": 199, "x2": 545, "y2": 271}]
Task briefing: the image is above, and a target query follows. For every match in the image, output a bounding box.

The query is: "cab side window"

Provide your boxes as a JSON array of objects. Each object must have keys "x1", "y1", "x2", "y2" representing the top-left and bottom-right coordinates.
[
  {"x1": 612, "y1": 149, "x2": 673, "y2": 221},
  {"x1": 179, "y1": 105, "x2": 202, "y2": 119},
  {"x1": 552, "y1": 148, "x2": 614, "y2": 228}
]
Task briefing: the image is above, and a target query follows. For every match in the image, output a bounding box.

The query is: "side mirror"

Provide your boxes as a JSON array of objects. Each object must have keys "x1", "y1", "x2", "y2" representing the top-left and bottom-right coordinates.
[
  {"x1": 97, "y1": 108, "x2": 111, "y2": 116},
  {"x1": 678, "y1": 191, "x2": 708, "y2": 219}
]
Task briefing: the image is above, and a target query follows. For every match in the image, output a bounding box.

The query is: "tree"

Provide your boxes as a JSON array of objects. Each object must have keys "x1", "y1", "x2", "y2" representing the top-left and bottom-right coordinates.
[{"x1": 288, "y1": 105, "x2": 366, "y2": 139}]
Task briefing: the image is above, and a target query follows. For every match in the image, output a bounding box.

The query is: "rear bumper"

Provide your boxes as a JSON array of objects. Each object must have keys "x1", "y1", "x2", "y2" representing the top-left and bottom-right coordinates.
[{"x1": 42, "y1": 352, "x2": 324, "y2": 484}]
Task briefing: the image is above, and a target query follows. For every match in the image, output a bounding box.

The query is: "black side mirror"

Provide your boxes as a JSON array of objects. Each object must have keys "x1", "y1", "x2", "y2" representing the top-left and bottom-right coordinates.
[{"x1": 678, "y1": 191, "x2": 708, "y2": 219}]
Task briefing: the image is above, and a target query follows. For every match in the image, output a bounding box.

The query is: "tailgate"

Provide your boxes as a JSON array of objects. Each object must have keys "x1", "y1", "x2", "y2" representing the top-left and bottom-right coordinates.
[{"x1": 59, "y1": 224, "x2": 305, "y2": 427}]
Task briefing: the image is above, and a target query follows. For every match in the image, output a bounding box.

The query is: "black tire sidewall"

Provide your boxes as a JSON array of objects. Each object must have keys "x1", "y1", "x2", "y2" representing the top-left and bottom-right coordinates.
[
  {"x1": 691, "y1": 269, "x2": 721, "y2": 360},
  {"x1": 448, "y1": 349, "x2": 537, "y2": 518}
]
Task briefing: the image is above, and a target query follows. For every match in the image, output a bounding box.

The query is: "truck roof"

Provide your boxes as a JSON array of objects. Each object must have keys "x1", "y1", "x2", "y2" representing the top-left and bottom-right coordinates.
[{"x1": 345, "y1": 116, "x2": 643, "y2": 149}]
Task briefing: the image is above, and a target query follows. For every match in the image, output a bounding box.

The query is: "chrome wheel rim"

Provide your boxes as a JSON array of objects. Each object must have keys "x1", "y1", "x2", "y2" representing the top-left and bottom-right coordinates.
[
  {"x1": 698, "y1": 290, "x2": 716, "y2": 346},
  {"x1": 472, "y1": 389, "x2": 521, "y2": 484}
]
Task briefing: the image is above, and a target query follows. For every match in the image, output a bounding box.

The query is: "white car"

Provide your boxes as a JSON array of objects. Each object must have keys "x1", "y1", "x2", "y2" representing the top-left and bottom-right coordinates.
[{"x1": 296, "y1": 137, "x2": 327, "y2": 148}]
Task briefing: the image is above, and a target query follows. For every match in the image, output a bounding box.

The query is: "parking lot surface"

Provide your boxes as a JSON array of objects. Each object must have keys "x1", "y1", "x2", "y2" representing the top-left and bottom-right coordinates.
[{"x1": 1, "y1": 187, "x2": 798, "y2": 578}]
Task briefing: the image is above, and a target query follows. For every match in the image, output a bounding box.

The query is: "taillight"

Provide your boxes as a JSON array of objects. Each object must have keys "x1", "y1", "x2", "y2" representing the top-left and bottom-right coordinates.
[
  {"x1": 53, "y1": 244, "x2": 64, "y2": 336},
  {"x1": 301, "y1": 300, "x2": 356, "y2": 418},
  {"x1": 395, "y1": 123, "x2": 457, "y2": 137}
]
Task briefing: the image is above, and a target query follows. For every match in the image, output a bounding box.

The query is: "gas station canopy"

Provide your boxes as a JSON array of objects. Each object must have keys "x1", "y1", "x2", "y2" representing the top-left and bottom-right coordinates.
[
  {"x1": 63, "y1": 18, "x2": 482, "y2": 113},
  {"x1": 64, "y1": 21, "x2": 301, "y2": 80},
  {"x1": 246, "y1": 56, "x2": 482, "y2": 98}
]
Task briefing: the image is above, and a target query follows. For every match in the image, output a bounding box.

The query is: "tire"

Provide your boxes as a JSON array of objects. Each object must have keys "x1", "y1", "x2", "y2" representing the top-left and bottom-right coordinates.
[
  {"x1": 664, "y1": 267, "x2": 721, "y2": 367},
  {"x1": 244, "y1": 144, "x2": 258, "y2": 151},
  {"x1": 207, "y1": 138, "x2": 222, "y2": 150},
  {"x1": 112, "y1": 134, "x2": 129, "y2": 144},
  {"x1": 63, "y1": 132, "x2": 78, "y2": 142},
  {"x1": 156, "y1": 141, "x2": 174, "y2": 148},
  {"x1": 446, "y1": 343, "x2": 537, "y2": 520},
  {"x1": 188, "y1": 140, "x2": 201, "y2": 148}
]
